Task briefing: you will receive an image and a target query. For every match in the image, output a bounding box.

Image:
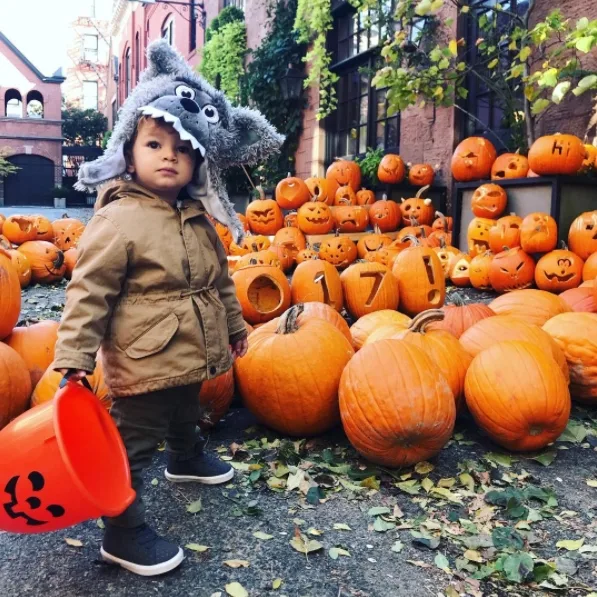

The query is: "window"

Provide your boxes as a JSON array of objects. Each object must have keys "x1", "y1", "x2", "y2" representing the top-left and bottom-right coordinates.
[
  {"x1": 84, "y1": 34, "x2": 98, "y2": 62},
  {"x1": 26, "y1": 90, "x2": 44, "y2": 118},
  {"x1": 5, "y1": 89, "x2": 22, "y2": 118},
  {"x1": 135, "y1": 33, "x2": 140, "y2": 83},
  {"x1": 111, "y1": 99, "x2": 118, "y2": 126},
  {"x1": 326, "y1": 2, "x2": 399, "y2": 162},
  {"x1": 83, "y1": 81, "x2": 98, "y2": 110},
  {"x1": 224, "y1": 0, "x2": 245, "y2": 9},
  {"x1": 162, "y1": 16, "x2": 174, "y2": 46},
  {"x1": 124, "y1": 47, "x2": 131, "y2": 97}
]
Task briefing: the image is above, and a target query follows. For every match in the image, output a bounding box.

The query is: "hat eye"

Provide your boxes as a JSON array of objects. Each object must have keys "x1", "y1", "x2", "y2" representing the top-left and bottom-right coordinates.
[
  {"x1": 175, "y1": 85, "x2": 196, "y2": 100},
  {"x1": 202, "y1": 104, "x2": 219, "y2": 124}
]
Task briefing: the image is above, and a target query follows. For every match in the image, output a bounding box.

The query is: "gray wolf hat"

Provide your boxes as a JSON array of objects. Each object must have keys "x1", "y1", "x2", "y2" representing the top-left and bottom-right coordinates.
[{"x1": 75, "y1": 39, "x2": 285, "y2": 242}]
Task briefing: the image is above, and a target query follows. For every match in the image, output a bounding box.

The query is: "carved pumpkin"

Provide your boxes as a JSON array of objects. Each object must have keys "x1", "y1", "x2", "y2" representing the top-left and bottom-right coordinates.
[
  {"x1": 326, "y1": 159, "x2": 362, "y2": 198},
  {"x1": 392, "y1": 243, "x2": 445, "y2": 315},
  {"x1": 471, "y1": 183, "x2": 507, "y2": 218},
  {"x1": 528, "y1": 133, "x2": 586, "y2": 175},
  {"x1": 356, "y1": 188, "x2": 376, "y2": 206},
  {"x1": 239, "y1": 233, "x2": 271, "y2": 254},
  {"x1": 400, "y1": 185, "x2": 435, "y2": 226},
  {"x1": 488, "y1": 213, "x2": 522, "y2": 253},
  {"x1": 232, "y1": 264, "x2": 291, "y2": 324},
  {"x1": 397, "y1": 217, "x2": 432, "y2": 243},
  {"x1": 245, "y1": 188, "x2": 284, "y2": 235},
  {"x1": 273, "y1": 224, "x2": 307, "y2": 260},
  {"x1": 582, "y1": 252, "x2": 597, "y2": 281},
  {"x1": 534, "y1": 248, "x2": 584, "y2": 293},
  {"x1": 305, "y1": 176, "x2": 333, "y2": 206},
  {"x1": 236, "y1": 251, "x2": 282, "y2": 271},
  {"x1": 490, "y1": 152, "x2": 529, "y2": 180},
  {"x1": 17, "y1": 241, "x2": 65, "y2": 284},
  {"x1": 488, "y1": 247, "x2": 535, "y2": 292},
  {"x1": 334, "y1": 186, "x2": 357, "y2": 206},
  {"x1": 318, "y1": 231, "x2": 358, "y2": 269},
  {"x1": 369, "y1": 195, "x2": 401, "y2": 232},
  {"x1": 214, "y1": 222, "x2": 232, "y2": 252},
  {"x1": 284, "y1": 211, "x2": 298, "y2": 228},
  {"x1": 520, "y1": 212, "x2": 558, "y2": 254},
  {"x1": 297, "y1": 201, "x2": 334, "y2": 235},
  {"x1": 568, "y1": 211, "x2": 597, "y2": 260},
  {"x1": 275, "y1": 173, "x2": 310, "y2": 210},
  {"x1": 433, "y1": 241, "x2": 461, "y2": 279},
  {"x1": 333, "y1": 204, "x2": 369, "y2": 233},
  {"x1": 432, "y1": 211, "x2": 453, "y2": 232},
  {"x1": 581, "y1": 144, "x2": 597, "y2": 171},
  {"x1": 52, "y1": 217, "x2": 85, "y2": 251},
  {"x1": 356, "y1": 225, "x2": 393, "y2": 258},
  {"x1": 340, "y1": 262, "x2": 399, "y2": 319},
  {"x1": 2, "y1": 215, "x2": 37, "y2": 245},
  {"x1": 408, "y1": 163, "x2": 435, "y2": 186},
  {"x1": 489, "y1": 289, "x2": 571, "y2": 326},
  {"x1": 0, "y1": 343, "x2": 32, "y2": 430},
  {"x1": 291, "y1": 260, "x2": 343, "y2": 311},
  {"x1": 428, "y1": 226, "x2": 452, "y2": 247},
  {"x1": 63, "y1": 248, "x2": 78, "y2": 280},
  {"x1": 467, "y1": 217, "x2": 496, "y2": 257},
  {"x1": 0, "y1": 234, "x2": 10, "y2": 249},
  {"x1": 269, "y1": 243, "x2": 294, "y2": 272},
  {"x1": 7, "y1": 249, "x2": 31, "y2": 288},
  {"x1": 295, "y1": 246, "x2": 319, "y2": 264},
  {"x1": 469, "y1": 251, "x2": 494, "y2": 290},
  {"x1": 377, "y1": 154, "x2": 405, "y2": 184},
  {"x1": 449, "y1": 253, "x2": 472, "y2": 288},
  {"x1": 31, "y1": 215, "x2": 55, "y2": 242},
  {"x1": 373, "y1": 245, "x2": 404, "y2": 269},
  {"x1": 237, "y1": 213, "x2": 250, "y2": 232},
  {"x1": 451, "y1": 136, "x2": 497, "y2": 181},
  {"x1": 0, "y1": 248, "x2": 21, "y2": 340}
]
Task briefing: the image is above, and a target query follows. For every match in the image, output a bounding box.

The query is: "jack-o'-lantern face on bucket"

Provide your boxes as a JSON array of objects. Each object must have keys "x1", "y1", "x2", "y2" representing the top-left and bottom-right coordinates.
[
  {"x1": 467, "y1": 217, "x2": 496, "y2": 257},
  {"x1": 520, "y1": 212, "x2": 557, "y2": 254},
  {"x1": 297, "y1": 202, "x2": 334, "y2": 235},
  {"x1": 488, "y1": 247, "x2": 535, "y2": 292},
  {"x1": 535, "y1": 249, "x2": 584, "y2": 293},
  {"x1": 568, "y1": 211, "x2": 597, "y2": 260},
  {"x1": 471, "y1": 183, "x2": 507, "y2": 218}
]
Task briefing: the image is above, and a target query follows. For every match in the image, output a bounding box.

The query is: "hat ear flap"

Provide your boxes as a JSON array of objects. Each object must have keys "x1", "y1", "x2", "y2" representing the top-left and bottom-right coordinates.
[{"x1": 74, "y1": 143, "x2": 127, "y2": 192}]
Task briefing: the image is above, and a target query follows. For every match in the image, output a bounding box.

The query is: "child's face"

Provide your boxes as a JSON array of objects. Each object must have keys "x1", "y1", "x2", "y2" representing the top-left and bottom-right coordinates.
[{"x1": 127, "y1": 118, "x2": 197, "y2": 202}]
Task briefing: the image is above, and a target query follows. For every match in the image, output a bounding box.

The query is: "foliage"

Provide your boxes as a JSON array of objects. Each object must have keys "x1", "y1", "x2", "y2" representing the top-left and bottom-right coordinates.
[
  {"x1": 101, "y1": 130, "x2": 112, "y2": 150},
  {"x1": 200, "y1": 18, "x2": 248, "y2": 102},
  {"x1": 355, "y1": 147, "x2": 385, "y2": 187},
  {"x1": 0, "y1": 148, "x2": 19, "y2": 178},
  {"x1": 246, "y1": 0, "x2": 307, "y2": 188},
  {"x1": 205, "y1": 6, "x2": 244, "y2": 42},
  {"x1": 62, "y1": 107, "x2": 108, "y2": 146}
]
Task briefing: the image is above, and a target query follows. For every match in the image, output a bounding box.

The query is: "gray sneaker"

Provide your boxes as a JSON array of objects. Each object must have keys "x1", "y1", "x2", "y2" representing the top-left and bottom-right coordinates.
[{"x1": 101, "y1": 523, "x2": 184, "y2": 576}]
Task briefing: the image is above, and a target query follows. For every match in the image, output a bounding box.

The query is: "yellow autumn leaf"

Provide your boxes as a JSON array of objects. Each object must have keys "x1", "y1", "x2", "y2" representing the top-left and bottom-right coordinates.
[
  {"x1": 272, "y1": 578, "x2": 283, "y2": 590},
  {"x1": 448, "y1": 40, "x2": 458, "y2": 56},
  {"x1": 223, "y1": 559, "x2": 250, "y2": 568},
  {"x1": 225, "y1": 582, "x2": 248, "y2": 597},
  {"x1": 65, "y1": 538, "x2": 83, "y2": 548}
]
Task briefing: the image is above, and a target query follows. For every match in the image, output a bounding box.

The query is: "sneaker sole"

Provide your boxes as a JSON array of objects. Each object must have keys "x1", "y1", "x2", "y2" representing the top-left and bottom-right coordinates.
[
  {"x1": 100, "y1": 546, "x2": 184, "y2": 576},
  {"x1": 164, "y1": 468, "x2": 234, "y2": 485}
]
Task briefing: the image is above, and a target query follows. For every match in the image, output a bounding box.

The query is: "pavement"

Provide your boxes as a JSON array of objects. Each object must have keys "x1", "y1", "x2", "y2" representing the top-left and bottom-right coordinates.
[{"x1": 0, "y1": 206, "x2": 94, "y2": 223}]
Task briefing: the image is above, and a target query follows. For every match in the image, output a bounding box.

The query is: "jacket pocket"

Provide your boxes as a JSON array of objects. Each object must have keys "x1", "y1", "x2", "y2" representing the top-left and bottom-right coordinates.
[{"x1": 125, "y1": 313, "x2": 179, "y2": 359}]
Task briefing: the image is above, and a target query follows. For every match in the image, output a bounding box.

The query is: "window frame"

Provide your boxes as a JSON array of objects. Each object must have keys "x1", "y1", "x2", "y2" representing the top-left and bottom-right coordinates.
[
  {"x1": 161, "y1": 16, "x2": 175, "y2": 46},
  {"x1": 83, "y1": 34, "x2": 99, "y2": 63},
  {"x1": 82, "y1": 80, "x2": 99, "y2": 111}
]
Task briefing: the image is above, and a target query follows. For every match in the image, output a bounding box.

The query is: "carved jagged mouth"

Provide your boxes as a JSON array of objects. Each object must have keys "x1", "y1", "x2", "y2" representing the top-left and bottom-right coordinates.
[
  {"x1": 501, "y1": 282, "x2": 533, "y2": 292},
  {"x1": 254, "y1": 217, "x2": 275, "y2": 224},
  {"x1": 306, "y1": 217, "x2": 330, "y2": 224},
  {"x1": 544, "y1": 272, "x2": 575, "y2": 282}
]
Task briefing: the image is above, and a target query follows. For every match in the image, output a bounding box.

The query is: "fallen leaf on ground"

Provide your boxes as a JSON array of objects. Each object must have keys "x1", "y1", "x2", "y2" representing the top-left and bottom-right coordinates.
[
  {"x1": 290, "y1": 532, "x2": 323, "y2": 554},
  {"x1": 223, "y1": 559, "x2": 250, "y2": 568},
  {"x1": 65, "y1": 538, "x2": 83, "y2": 547},
  {"x1": 587, "y1": 479, "x2": 597, "y2": 488},
  {"x1": 333, "y1": 523, "x2": 351, "y2": 531},
  {"x1": 253, "y1": 531, "x2": 273, "y2": 541},
  {"x1": 415, "y1": 461, "x2": 435, "y2": 475},
  {"x1": 556, "y1": 538, "x2": 584, "y2": 551},
  {"x1": 186, "y1": 543, "x2": 210, "y2": 552},
  {"x1": 186, "y1": 498, "x2": 202, "y2": 514},
  {"x1": 272, "y1": 578, "x2": 283, "y2": 589},
  {"x1": 406, "y1": 559, "x2": 432, "y2": 568},
  {"x1": 225, "y1": 582, "x2": 248, "y2": 597},
  {"x1": 329, "y1": 547, "x2": 351, "y2": 559}
]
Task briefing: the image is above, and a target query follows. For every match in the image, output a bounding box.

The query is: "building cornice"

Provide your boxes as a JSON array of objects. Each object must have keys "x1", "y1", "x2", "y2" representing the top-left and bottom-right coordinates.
[
  {"x1": 0, "y1": 134, "x2": 64, "y2": 142},
  {"x1": 111, "y1": 0, "x2": 130, "y2": 36},
  {"x1": 0, "y1": 118, "x2": 63, "y2": 125}
]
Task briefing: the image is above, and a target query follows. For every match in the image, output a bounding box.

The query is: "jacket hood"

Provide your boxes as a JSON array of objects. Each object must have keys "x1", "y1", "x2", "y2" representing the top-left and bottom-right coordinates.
[{"x1": 94, "y1": 181, "x2": 161, "y2": 211}]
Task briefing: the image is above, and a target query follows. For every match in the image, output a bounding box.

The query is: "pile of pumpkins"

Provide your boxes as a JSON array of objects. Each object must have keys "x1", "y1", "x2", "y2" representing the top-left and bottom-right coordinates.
[{"x1": 0, "y1": 213, "x2": 86, "y2": 288}]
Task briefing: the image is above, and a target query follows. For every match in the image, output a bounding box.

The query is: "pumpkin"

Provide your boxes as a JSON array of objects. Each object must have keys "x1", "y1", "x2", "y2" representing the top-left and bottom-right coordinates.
[
  {"x1": 408, "y1": 163, "x2": 435, "y2": 186},
  {"x1": 198, "y1": 369, "x2": 234, "y2": 429},
  {"x1": 527, "y1": 169, "x2": 540, "y2": 177},
  {"x1": 333, "y1": 204, "x2": 369, "y2": 233},
  {"x1": 534, "y1": 248, "x2": 584, "y2": 293},
  {"x1": 326, "y1": 159, "x2": 362, "y2": 198},
  {"x1": 339, "y1": 340, "x2": 455, "y2": 467},
  {"x1": 460, "y1": 314, "x2": 569, "y2": 381},
  {"x1": 465, "y1": 341, "x2": 570, "y2": 451},
  {"x1": 291, "y1": 260, "x2": 343, "y2": 311},
  {"x1": 2, "y1": 215, "x2": 37, "y2": 245},
  {"x1": 467, "y1": 217, "x2": 496, "y2": 257},
  {"x1": 427, "y1": 296, "x2": 495, "y2": 339},
  {"x1": 214, "y1": 222, "x2": 232, "y2": 251},
  {"x1": 488, "y1": 247, "x2": 535, "y2": 292},
  {"x1": 433, "y1": 241, "x2": 460, "y2": 279},
  {"x1": 275, "y1": 173, "x2": 310, "y2": 210},
  {"x1": 284, "y1": 211, "x2": 298, "y2": 228},
  {"x1": 297, "y1": 200, "x2": 335, "y2": 235},
  {"x1": 63, "y1": 248, "x2": 78, "y2": 279},
  {"x1": 520, "y1": 212, "x2": 558, "y2": 253},
  {"x1": 373, "y1": 245, "x2": 404, "y2": 269},
  {"x1": 449, "y1": 253, "x2": 472, "y2": 287},
  {"x1": 31, "y1": 215, "x2": 55, "y2": 242},
  {"x1": 489, "y1": 288, "x2": 571, "y2": 326},
  {"x1": 397, "y1": 219, "x2": 433, "y2": 244},
  {"x1": 568, "y1": 211, "x2": 597, "y2": 260},
  {"x1": 52, "y1": 216, "x2": 85, "y2": 251},
  {"x1": 543, "y1": 312, "x2": 597, "y2": 402},
  {"x1": 399, "y1": 185, "x2": 435, "y2": 226},
  {"x1": 582, "y1": 252, "x2": 597, "y2": 281},
  {"x1": 559, "y1": 287, "x2": 596, "y2": 313},
  {"x1": 0, "y1": 213, "x2": 5, "y2": 229},
  {"x1": 235, "y1": 304, "x2": 354, "y2": 436},
  {"x1": 471, "y1": 183, "x2": 507, "y2": 218},
  {"x1": 391, "y1": 242, "x2": 445, "y2": 315},
  {"x1": 5, "y1": 320, "x2": 60, "y2": 388},
  {"x1": 340, "y1": 262, "x2": 399, "y2": 319},
  {"x1": 451, "y1": 136, "x2": 497, "y2": 182},
  {"x1": 269, "y1": 243, "x2": 294, "y2": 272},
  {"x1": 490, "y1": 152, "x2": 529, "y2": 180},
  {"x1": 239, "y1": 233, "x2": 271, "y2": 254},
  {"x1": 273, "y1": 224, "x2": 307, "y2": 260},
  {"x1": 356, "y1": 188, "x2": 376, "y2": 206},
  {"x1": 246, "y1": 187, "x2": 284, "y2": 235},
  {"x1": 236, "y1": 251, "x2": 282, "y2": 271},
  {"x1": 305, "y1": 176, "x2": 333, "y2": 205},
  {"x1": 469, "y1": 251, "x2": 494, "y2": 290},
  {"x1": 0, "y1": 248, "x2": 21, "y2": 340},
  {"x1": 17, "y1": 241, "x2": 66, "y2": 284},
  {"x1": 232, "y1": 263, "x2": 291, "y2": 324},
  {"x1": 377, "y1": 153, "x2": 405, "y2": 184},
  {"x1": 432, "y1": 211, "x2": 453, "y2": 232},
  {"x1": 0, "y1": 343, "x2": 32, "y2": 430},
  {"x1": 356, "y1": 225, "x2": 393, "y2": 258},
  {"x1": 334, "y1": 185, "x2": 357, "y2": 206},
  {"x1": 581, "y1": 144, "x2": 597, "y2": 171},
  {"x1": 528, "y1": 133, "x2": 586, "y2": 175},
  {"x1": 318, "y1": 231, "x2": 358, "y2": 269},
  {"x1": 0, "y1": 234, "x2": 11, "y2": 249},
  {"x1": 488, "y1": 213, "x2": 522, "y2": 253},
  {"x1": 368, "y1": 195, "x2": 401, "y2": 232},
  {"x1": 31, "y1": 353, "x2": 110, "y2": 410},
  {"x1": 7, "y1": 249, "x2": 31, "y2": 288},
  {"x1": 349, "y1": 310, "x2": 411, "y2": 350},
  {"x1": 295, "y1": 246, "x2": 319, "y2": 264}
]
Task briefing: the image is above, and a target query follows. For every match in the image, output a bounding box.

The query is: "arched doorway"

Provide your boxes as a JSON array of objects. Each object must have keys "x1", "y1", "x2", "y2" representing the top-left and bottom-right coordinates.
[{"x1": 3, "y1": 154, "x2": 55, "y2": 206}]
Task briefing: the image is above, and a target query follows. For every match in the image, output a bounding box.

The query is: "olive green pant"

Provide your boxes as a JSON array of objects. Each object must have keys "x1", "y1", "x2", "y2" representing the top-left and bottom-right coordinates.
[{"x1": 105, "y1": 383, "x2": 203, "y2": 528}]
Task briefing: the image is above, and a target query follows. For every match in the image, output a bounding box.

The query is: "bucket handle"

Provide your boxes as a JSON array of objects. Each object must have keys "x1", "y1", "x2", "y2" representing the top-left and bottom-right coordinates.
[{"x1": 59, "y1": 371, "x2": 93, "y2": 392}]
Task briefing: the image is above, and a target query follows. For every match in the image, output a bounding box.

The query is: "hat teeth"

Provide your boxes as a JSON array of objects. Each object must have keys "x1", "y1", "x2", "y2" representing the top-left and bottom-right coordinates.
[{"x1": 137, "y1": 106, "x2": 203, "y2": 153}]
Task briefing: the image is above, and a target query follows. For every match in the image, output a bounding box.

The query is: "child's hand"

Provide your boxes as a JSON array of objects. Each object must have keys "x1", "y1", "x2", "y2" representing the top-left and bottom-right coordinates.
[
  {"x1": 230, "y1": 337, "x2": 248, "y2": 360},
  {"x1": 58, "y1": 369, "x2": 89, "y2": 382}
]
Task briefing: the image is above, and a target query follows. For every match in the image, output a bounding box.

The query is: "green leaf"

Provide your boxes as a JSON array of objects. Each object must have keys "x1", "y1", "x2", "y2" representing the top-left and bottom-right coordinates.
[
  {"x1": 333, "y1": 523, "x2": 352, "y2": 531},
  {"x1": 329, "y1": 547, "x2": 351, "y2": 559},
  {"x1": 558, "y1": 421, "x2": 587, "y2": 443},
  {"x1": 289, "y1": 535, "x2": 323, "y2": 554},
  {"x1": 538, "y1": 68, "x2": 559, "y2": 88},
  {"x1": 429, "y1": 48, "x2": 443, "y2": 62},
  {"x1": 374, "y1": 517, "x2": 396, "y2": 532},
  {"x1": 556, "y1": 538, "x2": 584, "y2": 551},
  {"x1": 435, "y1": 552, "x2": 450, "y2": 571},
  {"x1": 551, "y1": 82, "x2": 571, "y2": 105},
  {"x1": 253, "y1": 531, "x2": 274, "y2": 541},
  {"x1": 487, "y1": 58, "x2": 499, "y2": 69},
  {"x1": 306, "y1": 486, "x2": 325, "y2": 504},
  {"x1": 492, "y1": 527, "x2": 525, "y2": 550},
  {"x1": 415, "y1": 0, "x2": 433, "y2": 16},
  {"x1": 368, "y1": 506, "x2": 391, "y2": 517},
  {"x1": 460, "y1": 4, "x2": 470, "y2": 13},
  {"x1": 186, "y1": 499, "x2": 202, "y2": 514},
  {"x1": 484, "y1": 453, "x2": 513, "y2": 468},
  {"x1": 396, "y1": 480, "x2": 420, "y2": 495},
  {"x1": 530, "y1": 450, "x2": 557, "y2": 466},
  {"x1": 186, "y1": 543, "x2": 210, "y2": 552},
  {"x1": 272, "y1": 578, "x2": 283, "y2": 590},
  {"x1": 503, "y1": 552, "x2": 534, "y2": 583},
  {"x1": 578, "y1": 75, "x2": 597, "y2": 90},
  {"x1": 422, "y1": 478, "x2": 434, "y2": 493},
  {"x1": 519, "y1": 46, "x2": 532, "y2": 61},
  {"x1": 430, "y1": 487, "x2": 463, "y2": 504},
  {"x1": 531, "y1": 98, "x2": 551, "y2": 115},
  {"x1": 448, "y1": 40, "x2": 458, "y2": 56},
  {"x1": 587, "y1": 479, "x2": 597, "y2": 488},
  {"x1": 391, "y1": 540, "x2": 404, "y2": 553},
  {"x1": 576, "y1": 17, "x2": 589, "y2": 30},
  {"x1": 576, "y1": 36, "x2": 594, "y2": 53},
  {"x1": 225, "y1": 582, "x2": 249, "y2": 597}
]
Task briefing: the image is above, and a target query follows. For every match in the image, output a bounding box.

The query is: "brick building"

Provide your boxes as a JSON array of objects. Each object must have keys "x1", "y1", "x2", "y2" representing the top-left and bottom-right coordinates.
[{"x1": 0, "y1": 31, "x2": 64, "y2": 206}]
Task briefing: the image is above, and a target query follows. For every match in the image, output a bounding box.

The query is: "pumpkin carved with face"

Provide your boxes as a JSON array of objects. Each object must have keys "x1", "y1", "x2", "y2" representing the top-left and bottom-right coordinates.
[
  {"x1": 489, "y1": 247, "x2": 535, "y2": 292},
  {"x1": 295, "y1": 246, "x2": 319, "y2": 264},
  {"x1": 433, "y1": 242, "x2": 461, "y2": 279},
  {"x1": 488, "y1": 213, "x2": 522, "y2": 253},
  {"x1": 369, "y1": 195, "x2": 401, "y2": 232},
  {"x1": 326, "y1": 159, "x2": 362, "y2": 198},
  {"x1": 491, "y1": 153, "x2": 529, "y2": 180},
  {"x1": 528, "y1": 133, "x2": 586, "y2": 175},
  {"x1": 469, "y1": 251, "x2": 494, "y2": 290},
  {"x1": 356, "y1": 188, "x2": 376, "y2": 206},
  {"x1": 568, "y1": 211, "x2": 597, "y2": 260},
  {"x1": 471, "y1": 183, "x2": 507, "y2": 218},
  {"x1": 305, "y1": 177, "x2": 333, "y2": 206},
  {"x1": 467, "y1": 217, "x2": 497, "y2": 257},
  {"x1": 520, "y1": 212, "x2": 558, "y2": 254},
  {"x1": 318, "y1": 232, "x2": 358, "y2": 269},
  {"x1": 535, "y1": 249, "x2": 584, "y2": 293},
  {"x1": 432, "y1": 212, "x2": 453, "y2": 232},
  {"x1": 239, "y1": 234, "x2": 271, "y2": 254},
  {"x1": 246, "y1": 188, "x2": 284, "y2": 235},
  {"x1": 357, "y1": 226, "x2": 393, "y2": 258},
  {"x1": 450, "y1": 254, "x2": 472, "y2": 287},
  {"x1": 236, "y1": 251, "x2": 282, "y2": 270},
  {"x1": 451, "y1": 137, "x2": 497, "y2": 182},
  {"x1": 297, "y1": 201, "x2": 334, "y2": 235},
  {"x1": 275, "y1": 174, "x2": 310, "y2": 210},
  {"x1": 408, "y1": 164, "x2": 435, "y2": 186},
  {"x1": 273, "y1": 225, "x2": 307, "y2": 261},
  {"x1": 333, "y1": 205, "x2": 369, "y2": 232},
  {"x1": 377, "y1": 154, "x2": 405, "y2": 184},
  {"x1": 400, "y1": 185, "x2": 435, "y2": 226}
]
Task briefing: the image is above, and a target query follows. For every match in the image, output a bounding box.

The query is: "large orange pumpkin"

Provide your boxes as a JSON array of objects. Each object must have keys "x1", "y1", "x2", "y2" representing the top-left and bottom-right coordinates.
[
  {"x1": 528, "y1": 133, "x2": 586, "y2": 175},
  {"x1": 305, "y1": 177, "x2": 333, "y2": 205},
  {"x1": 520, "y1": 212, "x2": 558, "y2": 253},
  {"x1": 490, "y1": 153, "x2": 529, "y2": 180},
  {"x1": 246, "y1": 188, "x2": 284, "y2": 235},
  {"x1": 368, "y1": 195, "x2": 401, "y2": 232},
  {"x1": 290, "y1": 260, "x2": 344, "y2": 311},
  {"x1": 451, "y1": 137, "x2": 497, "y2": 181},
  {"x1": 17, "y1": 241, "x2": 66, "y2": 284},
  {"x1": 356, "y1": 188, "x2": 376, "y2": 206},
  {"x1": 582, "y1": 252, "x2": 597, "y2": 281},
  {"x1": 326, "y1": 159, "x2": 362, "y2": 198},
  {"x1": 275, "y1": 174, "x2": 311, "y2": 210},
  {"x1": 2, "y1": 215, "x2": 37, "y2": 245},
  {"x1": 5, "y1": 320, "x2": 60, "y2": 388},
  {"x1": 52, "y1": 217, "x2": 85, "y2": 251},
  {"x1": 465, "y1": 341, "x2": 570, "y2": 451},
  {"x1": 273, "y1": 224, "x2": 307, "y2": 261},
  {"x1": 333, "y1": 204, "x2": 369, "y2": 233},
  {"x1": 377, "y1": 154, "x2": 405, "y2": 184},
  {"x1": 349, "y1": 310, "x2": 411, "y2": 350},
  {"x1": 334, "y1": 186, "x2": 357, "y2": 206},
  {"x1": 7, "y1": 249, "x2": 31, "y2": 288},
  {"x1": 471, "y1": 183, "x2": 507, "y2": 219},
  {"x1": 235, "y1": 304, "x2": 354, "y2": 436},
  {"x1": 488, "y1": 213, "x2": 522, "y2": 253},
  {"x1": 534, "y1": 248, "x2": 584, "y2": 293},
  {"x1": 297, "y1": 200, "x2": 335, "y2": 235},
  {"x1": 0, "y1": 343, "x2": 32, "y2": 430},
  {"x1": 339, "y1": 340, "x2": 455, "y2": 467},
  {"x1": 568, "y1": 211, "x2": 597, "y2": 260},
  {"x1": 318, "y1": 232, "x2": 358, "y2": 269},
  {"x1": 198, "y1": 369, "x2": 234, "y2": 429},
  {"x1": 488, "y1": 247, "x2": 535, "y2": 292},
  {"x1": 489, "y1": 288, "x2": 571, "y2": 326},
  {"x1": 30, "y1": 215, "x2": 55, "y2": 242},
  {"x1": 0, "y1": 248, "x2": 21, "y2": 340},
  {"x1": 427, "y1": 297, "x2": 495, "y2": 339},
  {"x1": 356, "y1": 226, "x2": 393, "y2": 258},
  {"x1": 408, "y1": 163, "x2": 435, "y2": 186},
  {"x1": 469, "y1": 251, "x2": 494, "y2": 290}
]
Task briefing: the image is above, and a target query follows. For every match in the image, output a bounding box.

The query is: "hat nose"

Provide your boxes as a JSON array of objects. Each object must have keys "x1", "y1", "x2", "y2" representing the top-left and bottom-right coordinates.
[{"x1": 180, "y1": 98, "x2": 200, "y2": 114}]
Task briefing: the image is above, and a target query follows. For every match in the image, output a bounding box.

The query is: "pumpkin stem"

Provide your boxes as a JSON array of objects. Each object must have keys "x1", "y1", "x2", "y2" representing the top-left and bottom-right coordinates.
[
  {"x1": 256, "y1": 185, "x2": 266, "y2": 201},
  {"x1": 54, "y1": 250, "x2": 65, "y2": 270},
  {"x1": 559, "y1": 240, "x2": 569, "y2": 250},
  {"x1": 276, "y1": 304, "x2": 305, "y2": 335},
  {"x1": 401, "y1": 234, "x2": 421, "y2": 246},
  {"x1": 382, "y1": 193, "x2": 388, "y2": 201},
  {"x1": 407, "y1": 309, "x2": 445, "y2": 333},
  {"x1": 415, "y1": 184, "x2": 430, "y2": 198}
]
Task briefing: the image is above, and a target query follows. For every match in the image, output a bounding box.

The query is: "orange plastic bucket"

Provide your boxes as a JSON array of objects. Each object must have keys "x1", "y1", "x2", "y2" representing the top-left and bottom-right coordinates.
[{"x1": 0, "y1": 381, "x2": 135, "y2": 533}]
